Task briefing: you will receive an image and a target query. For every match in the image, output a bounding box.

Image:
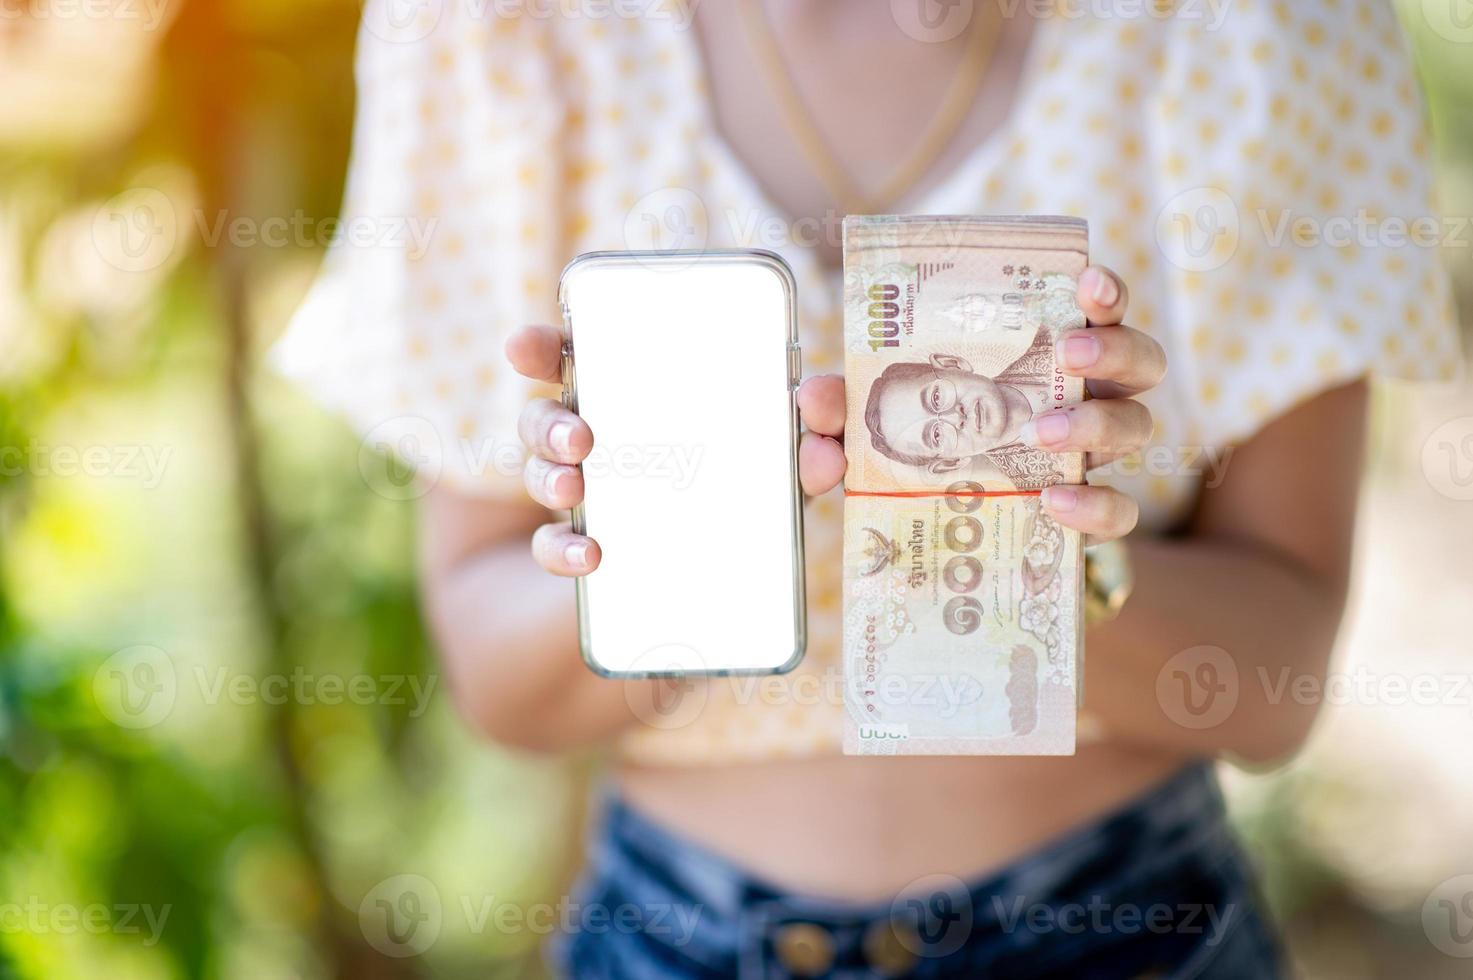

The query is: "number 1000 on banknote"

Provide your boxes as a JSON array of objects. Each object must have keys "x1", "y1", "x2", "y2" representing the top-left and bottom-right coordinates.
[{"x1": 841, "y1": 215, "x2": 1089, "y2": 756}]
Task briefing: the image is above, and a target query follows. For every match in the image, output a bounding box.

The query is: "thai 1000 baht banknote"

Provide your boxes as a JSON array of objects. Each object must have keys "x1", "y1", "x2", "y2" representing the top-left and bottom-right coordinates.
[
  {"x1": 841, "y1": 215, "x2": 1089, "y2": 756},
  {"x1": 843, "y1": 215, "x2": 1089, "y2": 493},
  {"x1": 843, "y1": 490, "x2": 1082, "y2": 755}
]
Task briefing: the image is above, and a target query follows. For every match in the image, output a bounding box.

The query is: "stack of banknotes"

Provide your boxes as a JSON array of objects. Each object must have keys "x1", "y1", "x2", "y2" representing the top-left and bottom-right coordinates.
[{"x1": 841, "y1": 215, "x2": 1089, "y2": 755}]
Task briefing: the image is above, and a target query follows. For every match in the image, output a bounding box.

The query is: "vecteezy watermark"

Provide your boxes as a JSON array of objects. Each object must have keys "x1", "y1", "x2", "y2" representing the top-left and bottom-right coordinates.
[
  {"x1": 192, "y1": 209, "x2": 437, "y2": 258},
  {"x1": 1042, "y1": 0, "x2": 1233, "y2": 28},
  {"x1": 360, "y1": 0, "x2": 445, "y2": 45},
  {"x1": 620, "y1": 663, "x2": 1019, "y2": 733},
  {"x1": 359, "y1": 417, "x2": 448, "y2": 502},
  {"x1": 1256, "y1": 210, "x2": 1473, "y2": 251},
  {"x1": 1155, "y1": 187, "x2": 1242, "y2": 274},
  {"x1": 891, "y1": 0, "x2": 1234, "y2": 44},
  {"x1": 581, "y1": 444, "x2": 704, "y2": 490},
  {"x1": 624, "y1": 187, "x2": 710, "y2": 254},
  {"x1": 92, "y1": 187, "x2": 180, "y2": 274},
  {"x1": 890, "y1": 875, "x2": 974, "y2": 958},
  {"x1": 624, "y1": 190, "x2": 991, "y2": 258},
  {"x1": 890, "y1": 0, "x2": 978, "y2": 44},
  {"x1": 93, "y1": 645, "x2": 178, "y2": 729},
  {"x1": 993, "y1": 895, "x2": 1237, "y2": 946},
  {"x1": 357, "y1": 875, "x2": 703, "y2": 958},
  {"x1": 617, "y1": 662, "x2": 996, "y2": 733},
  {"x1": 358, "y1": 416, "x2": 706, "y2": 502},
  {"x1": 1102, "y1": 444, "x2": 1234, "y2": 489},
  {"x1": 1155, "y1": 186, "x2": 1472, "y2": 273},
  {"x1": 460, "y1": 894, "x2": 703, "y2": 943},
  {"x1": 1257, "y1": 665, "x2": 1473, "y2": 715},
  {"x1": 1424, "y1": 874, "x2": 1473, "y2": 958},
  {"x1": 1155, "y1": 646, "x2": 1473, "y2": 731},
  {"x1": 0, "y1": 0, "x2": 174, "y2": 31},
  {"x1": 619, "y1": 645, "x2": 711, "y2": 730},
  {"x1": 360, "y1": 875, "x2": 443, "y2": 958},
  {"x1": 362, "y1": 0, "x2": 699, "y2": 45},
  {"x1": 1417, "y1": 0, "x2": 1473, "y2": 45},
  {"x1": 0, "y1": 440, "x2": 172, "y2": 488},
  {"x1": 90, "y1": 189, "x2": 438, "y2": 272},
  {"x1": 191, "y1": 665, "x2": 437, "y2": 718},
  {"x1": 92, "y1": 646, "x2": 438, "y2": 730},
  {"x1": 621, "y1": 657, "x2": 1001, "y2": 734},
  {"x1": 624, "y1": 673, "x2": 711, "y2": 730},
  {"x1": 883, "y1": 875, "x2": 1237, "y2": 961},
  {"x1": 722, "y1": 207, "x2": 848, "y2": 255},
  {"x1": 1155, "y1": 646, "x2": 1240, "y2": 730},
  {"x1": 0, "y1": 898, "x2": 171, "y2": 947},
  {"x1": 477, "y1": 0, "x2": 698, "y2": 29},
  {"x1": 623, "y1": 190, "x2": 998, "y2": 265},
  {"x1": 1422, "y1": 416, "x2": 1473, "y2": 502}
]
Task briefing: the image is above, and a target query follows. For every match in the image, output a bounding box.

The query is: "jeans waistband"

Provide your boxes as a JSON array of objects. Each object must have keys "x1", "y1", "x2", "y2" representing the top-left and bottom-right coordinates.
[{"x1": 581, "y1": 763, "x2": 1239, "y2": 974}]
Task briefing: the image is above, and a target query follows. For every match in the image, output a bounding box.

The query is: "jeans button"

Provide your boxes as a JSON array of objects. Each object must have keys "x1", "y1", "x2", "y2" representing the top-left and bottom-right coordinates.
[
  {"x1": 863, "y1": 920, "x2": 920, "y2": 976},
  {"x1": 772, "y1": 922, "x2": 835, "y2": 976}
]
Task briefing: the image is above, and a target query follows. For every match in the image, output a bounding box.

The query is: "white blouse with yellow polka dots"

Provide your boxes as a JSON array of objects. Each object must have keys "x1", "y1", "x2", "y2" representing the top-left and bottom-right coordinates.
[{"x1": 278, "y1": 0, "x2": 1462, "y2": 765}]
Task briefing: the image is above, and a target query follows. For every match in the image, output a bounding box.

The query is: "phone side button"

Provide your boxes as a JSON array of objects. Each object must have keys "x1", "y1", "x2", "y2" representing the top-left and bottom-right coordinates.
[
  {"x1": 560, "y1": 339, "x2": 575, "y2": 409},
  {"x1": 788, "y1": 345, "x2": 802, "y2": 388}
]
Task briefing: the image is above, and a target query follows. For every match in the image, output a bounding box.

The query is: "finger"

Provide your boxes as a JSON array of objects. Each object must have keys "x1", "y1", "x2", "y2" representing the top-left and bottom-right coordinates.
[
  {"x1": 1057, "y1": 325, "x2": 1167, "y2": 398},
  {"x1": 505, "y1": 324, "x2": 565, "y2": 383},
  {"x1": 797, "y1": 375, "x2": 846, "y2": 438},
  {"x1": 1018, "y1": 399, "x2": 1154, "y2": 458},
  {"x1": 518, "y1": 398, "x2": 593, "y2": 464},
  {"x1": 523, "y1": 454, "x2": 585, "y2": 510},
  {"x1": 1076, "y1": 266, "x2": 1129, "y2": 326},
  {"x1": 531, "y1": 522, "x2": 602, "y2": 577},
  {"x1": 798, "y1": 432, "x2": 846, "y2": 496},
  {"x1": 1041, "y1": 485, "x2": 1139, "y2": 544}
]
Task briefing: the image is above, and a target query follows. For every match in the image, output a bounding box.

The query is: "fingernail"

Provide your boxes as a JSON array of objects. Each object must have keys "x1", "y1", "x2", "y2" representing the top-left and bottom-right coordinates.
[
  {"x1": 549, "y1": 422, "x2": 575, "y2": 456},
  {"x1": 1020, "y1": 412, "x2": 1071, "y2": 447},
  {"x1": 564, "y1": 541, "x2": 590, "y2": 568},
  {"x1": 1059, "y1": 334, "x2": 1101, "y2": 370},
  {"x1": 546, "y1": 467, "x2": 570, "y2": 499},
  {"x1": 1084, "y1": 267, "x2": 1119, "y2": 307},
  {"x1": 1042, "y1": 486, "x2": 1078, "y2": 513}
]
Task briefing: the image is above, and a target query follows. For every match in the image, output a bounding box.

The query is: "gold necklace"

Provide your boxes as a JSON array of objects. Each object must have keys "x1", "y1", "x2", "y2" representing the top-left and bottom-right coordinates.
[{"x1": 738, "y1": 0, "x2": 1004, "y2": 214}]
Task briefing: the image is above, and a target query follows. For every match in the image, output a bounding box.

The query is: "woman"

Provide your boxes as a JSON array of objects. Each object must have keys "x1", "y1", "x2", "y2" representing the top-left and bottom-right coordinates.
[{"x1": 278, "y1": 0, "x2": 1462, "y2": 975}]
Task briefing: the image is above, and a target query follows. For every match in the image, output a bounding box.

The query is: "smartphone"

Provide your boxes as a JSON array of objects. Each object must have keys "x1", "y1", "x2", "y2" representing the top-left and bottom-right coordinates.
[{"x1": 557, "y1": 250, "x2": 807, "y2": 677}]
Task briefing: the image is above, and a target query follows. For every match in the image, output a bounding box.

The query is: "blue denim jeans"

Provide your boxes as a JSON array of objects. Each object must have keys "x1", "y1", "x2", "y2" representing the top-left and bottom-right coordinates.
[{"x1": 550, "y1": 763, "x2": 1285, "y2": 979}]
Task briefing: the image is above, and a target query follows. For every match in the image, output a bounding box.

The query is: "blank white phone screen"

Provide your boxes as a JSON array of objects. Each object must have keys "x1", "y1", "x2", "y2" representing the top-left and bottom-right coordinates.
[{"x1": 562, "y1": 254, "x2": 804, "y2": 675}]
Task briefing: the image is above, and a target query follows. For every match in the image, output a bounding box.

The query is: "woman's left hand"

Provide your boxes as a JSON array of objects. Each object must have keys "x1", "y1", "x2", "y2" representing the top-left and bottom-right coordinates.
[{"x1": 794, "y1": 265, "x2": 1166, "y2": 544}]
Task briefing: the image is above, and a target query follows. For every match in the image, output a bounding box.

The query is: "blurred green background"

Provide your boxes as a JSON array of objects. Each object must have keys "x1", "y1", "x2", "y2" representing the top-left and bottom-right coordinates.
[{"x1": 1, "y1": 2, "x2": 1470, "y2": 978}]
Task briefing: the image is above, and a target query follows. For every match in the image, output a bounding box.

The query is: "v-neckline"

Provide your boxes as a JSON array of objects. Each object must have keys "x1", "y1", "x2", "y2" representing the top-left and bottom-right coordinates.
[{"x1": 675, "y1": 12, "x2": 1056, "y2": 280}]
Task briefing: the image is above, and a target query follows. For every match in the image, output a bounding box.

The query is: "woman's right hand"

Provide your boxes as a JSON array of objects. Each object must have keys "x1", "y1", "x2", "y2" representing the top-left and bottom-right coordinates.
[
  {"x1": 506, "y1": 324, "x2": 601, "y2": 577},
  {"x1": 507, "y1": 324, "x2": 848, "y2": 578}
]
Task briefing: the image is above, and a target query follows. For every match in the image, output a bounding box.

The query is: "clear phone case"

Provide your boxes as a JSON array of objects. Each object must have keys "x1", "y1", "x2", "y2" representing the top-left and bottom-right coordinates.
[{"x1": 557, "y1": 250, "x2": 807, "y2": 678}]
